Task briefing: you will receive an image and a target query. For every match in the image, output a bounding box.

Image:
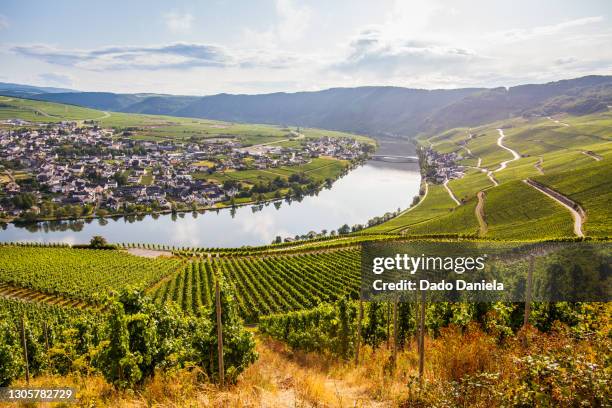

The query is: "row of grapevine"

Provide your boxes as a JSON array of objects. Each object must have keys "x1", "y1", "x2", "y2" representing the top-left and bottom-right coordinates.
[
  {"x1": 170, "y1": 233, "x2": 404, "y2": 257},
  {"x1": 150, "y1": 260, "x2": 214, "y2": 315},
  {"x1": 151, "y1": 249, "x2": 362, "y2": 322},
  {"x1": 259, "y1": 298, "x2": 602, "y2": 358},
  {"x1": 0, "y1": 246, "x2": 183, "y2": 301},
  {"x1": 0, "y1": 284, "x2": 257, "y2": 389}
]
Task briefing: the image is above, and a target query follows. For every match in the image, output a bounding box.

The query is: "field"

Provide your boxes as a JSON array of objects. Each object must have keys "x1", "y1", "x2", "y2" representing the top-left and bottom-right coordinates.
[{"x1": 533, "y1": 160, "x2": 612, "y2": 237}]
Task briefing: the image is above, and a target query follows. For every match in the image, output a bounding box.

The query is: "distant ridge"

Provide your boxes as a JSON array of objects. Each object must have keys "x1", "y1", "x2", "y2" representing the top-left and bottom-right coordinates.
[{"x1": 2, "y1": 75, "x2": 611, "y2": 138}]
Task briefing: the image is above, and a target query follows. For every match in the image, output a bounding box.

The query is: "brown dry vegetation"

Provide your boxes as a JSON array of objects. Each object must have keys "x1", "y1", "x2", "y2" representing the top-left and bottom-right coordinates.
[{"x1": 4, "y1": 317, "x2": 610, "y2": 408}]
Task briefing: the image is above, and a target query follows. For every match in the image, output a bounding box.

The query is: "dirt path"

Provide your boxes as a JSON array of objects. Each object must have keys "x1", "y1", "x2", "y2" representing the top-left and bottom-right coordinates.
[
  {"x1": 475, "y1": 191, "x2": 488, "y2": 236},
  {"x1": 494, "y1": 129, "x2": 521, "y2": 172},
  {"x1": 256, "y1": 337, "x2": 389, "y2": 407},
  {"x1": 443, "y1": 179, "x2": 461, "y2": 205},
  {"x1": 523, "y1": 179, "x2": 585, "y2": 237},
  {"x1": 94, "y1": 111, "x2": 111, "y2": 120},
  {"x1": 249, "y1": 130, "x2": 304, "y2": 148},
  {"x1": 534, "y1": 157, "x2": 544, "y2": 174}
]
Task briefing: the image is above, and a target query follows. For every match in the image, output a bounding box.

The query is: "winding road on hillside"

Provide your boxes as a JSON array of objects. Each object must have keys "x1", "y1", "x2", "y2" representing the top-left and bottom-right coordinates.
[
  {"x1": 523, "y1": 179, "x2": 585, "y2": 237},
  {"x1": 443, "y1": 179, "x2": 461, "y2": 205},
  {"x1": 535, "y1": 157, "x2": 544, "y2": 174},
  {"x1": 494, "y1": 129, "x2": 521, "y2": 172}
]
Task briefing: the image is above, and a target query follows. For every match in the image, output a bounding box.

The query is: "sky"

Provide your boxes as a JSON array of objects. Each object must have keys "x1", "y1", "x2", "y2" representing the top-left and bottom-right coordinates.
[{"x1": 0, "y1": 0, "x2": 611, "y2": 95}]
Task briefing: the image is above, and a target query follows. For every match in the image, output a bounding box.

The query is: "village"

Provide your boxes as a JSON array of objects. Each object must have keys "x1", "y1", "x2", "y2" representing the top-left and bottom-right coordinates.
[
  {"x1": 421, "y1": 147, "x2": 465, "y2": 183},
  {"x1": 0, "y1": 121, "x2": 370, "y2": 221}
]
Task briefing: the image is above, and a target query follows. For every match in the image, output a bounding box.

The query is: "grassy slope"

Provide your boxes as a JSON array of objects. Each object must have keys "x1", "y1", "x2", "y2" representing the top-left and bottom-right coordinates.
[
  {"x1": 534, "y1": 160, "x2": 612, "y2": 237},
  {"x1": 372, "y1": 111, "x2": 611, "y2": 238},
  {"x1": 0, "y1": 96, "x2": 371, "y2": 145},
  {"x1": 0, "y1": 96, "x2": 103, "y2": 121},
  {"x1": 367, "y1": 184, "x2": 456, "y2": 233},
  {"x1": 484, "y1": 180, "x2": 575, "y2": 239}
]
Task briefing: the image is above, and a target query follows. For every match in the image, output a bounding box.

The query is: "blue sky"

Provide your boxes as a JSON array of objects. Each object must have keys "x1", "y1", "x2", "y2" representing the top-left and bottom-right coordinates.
[{"x1": 1, "y1": 0, "x2": 611, "y2": 94}]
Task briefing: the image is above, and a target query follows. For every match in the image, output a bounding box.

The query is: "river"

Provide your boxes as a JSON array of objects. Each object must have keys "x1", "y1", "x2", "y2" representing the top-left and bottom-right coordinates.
[{"x1": 0, "y1": 142, "x2": 421, "y2": 247}]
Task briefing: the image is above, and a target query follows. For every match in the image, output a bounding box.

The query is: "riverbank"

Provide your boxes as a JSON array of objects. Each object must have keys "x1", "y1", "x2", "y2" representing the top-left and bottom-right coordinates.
[
  {"x1": 0, "y1": 162, "x2": 421, "y2": 247},
  {"x1": 2, "y1": 157, "x2": 368, "y2": 227}
]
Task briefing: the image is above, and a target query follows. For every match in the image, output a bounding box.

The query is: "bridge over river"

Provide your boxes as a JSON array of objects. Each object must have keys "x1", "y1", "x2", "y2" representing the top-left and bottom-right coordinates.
[{"x1": 371, "y1": 154, "x2": 419, "y2": 163}]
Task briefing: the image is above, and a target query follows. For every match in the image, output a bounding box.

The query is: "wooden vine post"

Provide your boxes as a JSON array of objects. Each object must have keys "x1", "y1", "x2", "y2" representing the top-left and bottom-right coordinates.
[
  {"x1": 215, "y1": 279, "x2": 225, "y2": 387},
  {"x1": 392, "y1": 298, "x2": 398, "y2": 371},
  {"x1": 524, "y1": 255, "x2": 535, "y2": 327},
  {"x1": 521, "y1": 254, "x2": 536, "y2": 347},
  {"x1": 355, "y1": 299, "x2": 363, "y2": 365},
  {"x1": 418, "y1": 291, "x2": 426, "y2": 388},
  {"x1": 386, "y1": 301, "x2": 391, "y2": 349},
  {"x1": 20, "y1": 315, "x2": 29, "y2": 384}
]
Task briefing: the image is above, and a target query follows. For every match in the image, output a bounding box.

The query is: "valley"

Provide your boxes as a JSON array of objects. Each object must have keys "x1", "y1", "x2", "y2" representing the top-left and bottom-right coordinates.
[{"x1": 0, "y1": 76, "x2": 610, "y2": 407}]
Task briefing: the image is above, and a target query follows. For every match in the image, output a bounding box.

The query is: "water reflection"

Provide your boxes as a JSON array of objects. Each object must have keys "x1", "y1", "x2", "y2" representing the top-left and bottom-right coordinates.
[{"x1": 0, "y1": 161, "x2": 420, "y2": 247}]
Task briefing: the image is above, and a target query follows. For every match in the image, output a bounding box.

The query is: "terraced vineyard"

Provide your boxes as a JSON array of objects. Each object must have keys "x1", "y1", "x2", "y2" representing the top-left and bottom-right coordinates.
[
  {"x1": 150, "y1": 249, "x2": 361, "y2": 322},
  {"x1": 371, "y1": 111, "x2": 612, "y2": 239},
  {"x1": 533, "y1": 160, "x2": 612, "y2": 237},
  {"x1": 0, "y1": 246, "x2": 183, "y2": 301}
]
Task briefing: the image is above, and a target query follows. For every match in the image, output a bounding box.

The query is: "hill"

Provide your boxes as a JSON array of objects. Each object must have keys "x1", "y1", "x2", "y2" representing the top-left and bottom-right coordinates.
[{"x1": 3, "y1": 75, "x2": 611, "y2": 138}]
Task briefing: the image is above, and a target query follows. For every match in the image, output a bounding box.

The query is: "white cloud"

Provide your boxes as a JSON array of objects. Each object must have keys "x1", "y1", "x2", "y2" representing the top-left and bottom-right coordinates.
[
  {"x1": 163, "y1": 11, "x2": 194, "y2": 33},
  {"x1": 333, "y1": 28, "x2": 479, "y2": 79},
  {"x1": 10, "y1": 42, "x2": 309, "y2": 73},
  {"x1": 0, "y1": 14, "x2": 9, "y2": 30}
]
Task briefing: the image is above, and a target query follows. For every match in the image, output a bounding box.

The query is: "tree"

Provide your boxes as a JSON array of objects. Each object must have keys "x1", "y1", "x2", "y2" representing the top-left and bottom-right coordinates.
[
  {"x1": 90, "y1": 236, "x2": 108, "y2": 248},
  {"x1": 113, "y1": 171, "x2": 128, "y2": 186},
  {"x1": 12, "y1": 193, "x2": 36, "y2": 210},
  {"x1": 338, "y1": 224, "x2": 351, "y2": 235}
]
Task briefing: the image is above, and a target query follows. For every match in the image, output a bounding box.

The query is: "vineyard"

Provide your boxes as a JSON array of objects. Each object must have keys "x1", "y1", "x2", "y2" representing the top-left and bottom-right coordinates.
[
  {"x1": 371, "y1": 111, "x2": 612, "y2": 239},
  {"x1": 0, "y1": 246, "x2": 183, "y2": 301},
  {"x1": 150, "y1": 249, "x2": 361, "y2": 322}
]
